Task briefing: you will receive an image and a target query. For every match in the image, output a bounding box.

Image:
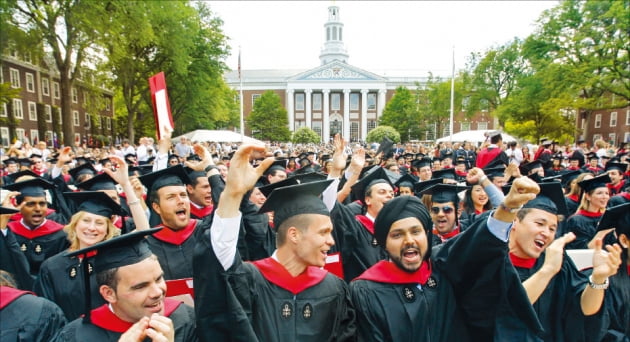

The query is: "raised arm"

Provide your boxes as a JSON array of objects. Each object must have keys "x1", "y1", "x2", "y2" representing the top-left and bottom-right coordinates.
[{"x1": 104, "y1": 155, "x2": 150, "y2": 232}]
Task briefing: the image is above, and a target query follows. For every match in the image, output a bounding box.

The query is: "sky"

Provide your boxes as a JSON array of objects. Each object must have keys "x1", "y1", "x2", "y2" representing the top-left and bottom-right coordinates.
[{"x1": 208, "y1": 1, "x2": 559, "y2": 77}]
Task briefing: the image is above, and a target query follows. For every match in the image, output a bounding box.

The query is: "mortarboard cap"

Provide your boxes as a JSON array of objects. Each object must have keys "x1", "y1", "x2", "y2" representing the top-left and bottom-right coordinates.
[
  {"x1": 568, "y1": 155, "x2": 582, "y2": 161},
  {"x1": 376, "y1": 137, "x2": 394, "y2": 157},
  {"x1": 64, "y1": 191, "x2": 126, "y2": 218},
  {"x1": 483, "y1": 165, "x2": 506, "y2": 180},
  {"x1": 76, "y1": 172, "x2": 117, "y2": 191},
  {"x1": 0, "y1": 206, "x2": 19, "y2": 215},
  {"x1": 68, "y1": 163, "x2": 97, "y2": 181},
  {"x1": 3, "y1": 157, "x2": 18, "y2": 165},
  {"x1": 597, "y1": 203, "x2": 630, "y2": 235},
  {"x1": 431, "y1": 168, "x2": 456, "y2": 180},
  {"x1": 540, "y1": 174, "x2": 563, "y2": 183},
  {"x1": 29, "y1": 153, "x2": 42, "y2": 159},
  {"x1": 5, "y1": 170, "x2": 39, "y2": 183},
  {"x1": 605, "y1": 162, "x2": 627, "y2": 173},
  {"x1": 414, "y1": 178, "x2": 442, "y2": 194},
  {"x1": 75, "y1": 156, "x2": 92, "y2": 165},
  {"x1": 17, "y1": 158, "x2": 32, "y2": 167},
  {"x1": 258, "y1": 180, "x2": 333, "y2": 229},
  {"x1": 266, "y1": 159, "x2": 288, "y2": 173},
  {"x1": 577, "y1": 174, "x2": 611, "y2": 192},
  {"x1": 455, "y1": 158, "x2": 466, "y2": 165},
  {"x1": 488, "y1": 131, "x2": 502, "y2": 139},
  {"x1": 411, "y1": 158, "x2": 432, "y2": 169},
  {"x1": 289, "y1": 171, "x2": 328, "y2": 184},
  {"x1": 135, "y1": 164, "x2": 154, "y2": 176},
  {"x1": 351, "y1": 166, "x2": 393, "y2": 204},
  {"x1": 601, "y1": 155, "x2": 611, "y2": 160},
  {"x1": 420, "y1": 184, "x2": 468, "y2": 204},
  {"x1": 258, "y1": 177, "x2": 299, "y2": 197},
  {"x1": 560, "y1": 170, "x2": 582, "y2": 186},
  {"x1": 394, "y1": 173, "x2": 416, "y2": 189},
  {"x1": 521, "y1": 182, "x2": 568, "y2": 216},
  {"x1": 3, "y1": 177, "x2": 54, "y2": 197},
  {"x1": 403, "y1": 153, "x2": 414, "y2": 159},
  {"x1": 519, "y1": 161, "x2": 542, "y2": 175},
  {"x1": 186, "y1": 154, "x2": 201, "y2": 162},
  {"x1": 139, "y1": 164, "x2": 191, "y2": 193},
  {"x1": 168, "y1": 154, "x2": 180, "y2": 161},
  {"x1": 586, "y1": 152, "x2": 598, "y2": 160}
]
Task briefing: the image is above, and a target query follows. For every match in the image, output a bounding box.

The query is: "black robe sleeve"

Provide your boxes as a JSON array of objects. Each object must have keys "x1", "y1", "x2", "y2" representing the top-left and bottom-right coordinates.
[
  {"x1": 1, "y1": 292, "x2": 67, "y2": 342},
  {"x1": 565, "y1": 214, "x2": 600, "y2": 250},
  {"x1": 0, "y1": 229, "x2": 33, "y2": 290}
]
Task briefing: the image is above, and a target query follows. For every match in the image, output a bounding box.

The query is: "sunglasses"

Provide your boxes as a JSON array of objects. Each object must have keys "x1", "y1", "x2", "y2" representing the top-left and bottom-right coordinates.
[{"x1": 430, "y1": 206, "x2": 455, "y2": 215}]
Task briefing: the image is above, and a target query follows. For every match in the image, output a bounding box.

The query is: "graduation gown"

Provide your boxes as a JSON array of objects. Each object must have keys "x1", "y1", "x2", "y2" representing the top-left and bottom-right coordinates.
[
  {"x1": 0, "y1": 286, "x2": 67, "y2": 342},
  {"x1": 0, "y1": 229, "x2": 33, "y2": 290},
  {"x1": 589, "y1": 260, "x2": 630, "y2": 342},
  {"x1": 52, "y1": 299, "x2": 197, "y2": 342},
  {"x1": 241, "y1": 209, "x2": 275, "y2": 261},
  {"x1": 565, "y1": 194, "x2": 580, "y2": 216},
  {"x1": 7, "y1": 219, "x2": 69, "y2": 276},
  {"x1": 147, "y1": 219, "x2": 201, "y2": 280},
  {"x1": 508, "y1": 252, "x2": 601, "y2": 342},
  {"x1": 193, "y1": 238, "x2": 356, "y2": 341},
  {"x1": 330, "y1": 202, "x2": 388, "y2": 282},
  {"x1": 608, "y1": 192, "x2": 630, "y2": 207},
  {"x1": 33, "y1": 251, "x2": 104, "y2": 320},
  {"x1": 565, "y1": 210, "x2": 602, "y2": 250}
]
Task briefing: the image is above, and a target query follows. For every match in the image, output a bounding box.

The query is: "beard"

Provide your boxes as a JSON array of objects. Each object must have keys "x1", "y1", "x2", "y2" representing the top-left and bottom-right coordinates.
[{"x1": 387, "y1": 245, "x2": 423, "y2": 273}]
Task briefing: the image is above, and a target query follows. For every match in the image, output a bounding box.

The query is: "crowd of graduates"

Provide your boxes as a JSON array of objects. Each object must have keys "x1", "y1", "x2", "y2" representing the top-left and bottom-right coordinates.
[{"x1": 0, "y1": 130, "x2": 628, "y2": 342}]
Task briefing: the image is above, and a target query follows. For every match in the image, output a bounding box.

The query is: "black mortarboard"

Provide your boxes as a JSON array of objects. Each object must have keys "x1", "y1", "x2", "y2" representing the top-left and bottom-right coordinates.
[
  {"x1": 298, "y1": 152, "x2": 308, "y2": 160},
  {"x1": 411, "y1": 158, "x2": 432, "y2": 169},
  {"x1": 17, "y1": 158, "x2": 32, "y2": 167},
  {"x1": 519, "y1": 161, "x2": 542, "y2": 175},
  {"x1": 455, "y1": 158, "x2": 466, "y2": 165},
  {"x1": 522, "y1": 182, "x2": 568, "y2": 216},
  {"x1": 258, "y1": 180, "x2": 333, "y2": 229},
  {"x1": 75, "y1": 156, "x2": 92, "y2": 165},
  {"x1": 266, "y1": 159, "x2": 288, "y2": 173},
  {"x1": 376, "y1": 137, "x2": 394, "y2": 156},
  {"x1": 597, "y1": 203, "x2": 630, "y2": 235},
  {"x1": 139, "y1": 164, "x2": 191, "y2": 193},
  {"x1": 568, "y1": 155, "x2": 582, "y2": 161},
  {"x1": 0, "y1": 206, "x2": 19, "y2": 215},
  {"x1": 488, "y1": 131, "x2": 502, "y2": 139},
  {"x1": 383, "y1": 168, "x2": 401, "y2": 184},
  {"x1": 483, "y1": 165, "x2": 506, "y2": 179},
  {"x1": 5, "y1": 170, "x2": 39, "y2": 182},
  {"x1": 66, "y1": 227, "x2": 162, "y2": 322},
  {"x1": 99, "y1": 158, "x2": 112, "y2": 165},
  {"x1": 186, "y1": 154, "x2": 201, "y2": 162},
  {"x1": 605, "y1": 162, "x2": 627, "y2": 173},
  {"x1": 420, "y1": 184, "x2": 468, "y2": 204},
  {"x1": 3, "y1": 157, "x2": 17, "y2": 165},
  {"x1": 64, "y1": 191, "x2": 126, "y2": 217},
  {"x1": 485, "y1": 158, "x2": 507, "y2": 169},
  {"x1": 135, "y1": 164, "x2": 154, "y2": 176},
  {"x1": 577, "y1": 138, "x2": 586, "y2": 144},
  {"x1": 351, "y1": 166, "x2": 393, "y2": 204},
  {"x1": 68, "y1": 163, "x2": 97, "y2": 180},
  {"x1": 168, "y1": 154, "x2": 180, "y2": 161},
  {"x1": 433, "y1": 156, "x2": 443, "y2": 162},
  {"x1": 298, "y1": 157, "x2": 312, "y2": 168},
  {"x1": 431, "y1": 168, "x2": 456, "y2": 180},
  {"x1": 414, "y1": 178, "x2": 442, "y2": 194},
  {"x1": 3, "y1": 177, "x2": 54, "y2": 197},
  {"x1": 442, "y1": 151, "x2": 454, "y2": 158},
  {"x1": 541, "y1": 139, "x2": 552, "y2": 146},
  {"x1": 586, "y1": 152, "x2": 598, "y2": 160},
  {"x1": 601, "y1": 155, "x2": 611, "y2": 160},
  {"x1": 76, "y1": 172, "x2": 117, "y2": 191},
  {"x1": 29, "y1": 153, "x2": 42, "y2": 159},
  {"x1": 394, "y1": 174, "x2": 416, "y2": 189},
  {"x1": 578, "y1": 174, "x2": 611, "y2": 192},
  {"x1": 289, "y1": 171, "x2": 328, "y2": 184},
  {"x1": 541, "y1": 174, "x2": 563, "y2": 183},
  {"x1": 415, "y1": 153, "x2": 426, "y2": 160},
  {"x1": 258, "y1": 177, "x2": 299, "y2": 197},
  {"x1": 560, "y1": 170, "x2": 582, "y2": 187},
  {"x1": 403, "y1": 153, "x2": 414, "y2": 159},
  {"x1": 359, "y1": 165, "x2": 379, "y2": 179}
]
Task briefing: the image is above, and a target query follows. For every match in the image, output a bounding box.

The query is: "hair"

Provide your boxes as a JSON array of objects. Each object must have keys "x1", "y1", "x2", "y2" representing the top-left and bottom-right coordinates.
[
  {"x1": 490, "y1": 134, "x2": 502, "y2": 144},
  {"x1": 462, "y1": 185, "x2": 492, "y2": 214},
  {"x1": 578, "y1": 187, "x2": 607, "y2": 212},
  {"x1": 594, "y1": 139, "x2": 606, "y2": 149},
  {"x1": 275, "y1": 213, "x2": 313, "y2": 247},
  {"x1": 96, "y1": 254, "x2": 158, "y2": 292},
  {"x1": 516, "y1": 207, "x2": 565, "y2": 223},
  {"x1": 385, "y1": 162, "x2": 398, "y2": 171},
  {"x1": 64, "y1": 211, "x2": 120, "y2": 251},
  {"x1": 187, "y1": 171, "x2": 207, "y2": 187},
  {"x1": 0, "y1": 270, "x2": 17, "y2": 288},
  {"x1": 566, "y1": 172, "x2": 593, "y2": 197}
]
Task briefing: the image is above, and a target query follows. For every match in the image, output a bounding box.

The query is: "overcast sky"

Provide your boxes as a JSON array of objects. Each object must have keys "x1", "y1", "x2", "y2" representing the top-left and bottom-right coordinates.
[{"x1": 208, "y1": 0, "x2": 558, "y2": 77}]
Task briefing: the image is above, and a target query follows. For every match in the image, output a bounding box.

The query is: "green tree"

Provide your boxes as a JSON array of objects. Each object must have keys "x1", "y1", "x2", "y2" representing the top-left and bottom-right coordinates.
[
  {"x1": 0, "y1": 83, "x2": 21, "y2": 142},
  {"x1": 292, "y1": 127, "x2": 321, "y2": 144},
  {"x1": 379, "y1": 86, "x2": 421, "y2": 142},
  {"x1": 248, "y1": 91, "x2": 291, "y2": 142},
  {"x1": 365, "y1": 125, "x2": 400, "y2": 144},
  {"x1": 416, "y1": 75, "x2": 466, "y2": 140}
]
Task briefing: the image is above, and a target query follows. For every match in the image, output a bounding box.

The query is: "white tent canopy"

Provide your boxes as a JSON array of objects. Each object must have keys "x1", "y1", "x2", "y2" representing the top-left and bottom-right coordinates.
[
  {"x1": 173, "y1": 130, "x2": 263, "y2": 144},
  {"x1": 436, "y1": 130, "x2": 518, "y2": 144}
]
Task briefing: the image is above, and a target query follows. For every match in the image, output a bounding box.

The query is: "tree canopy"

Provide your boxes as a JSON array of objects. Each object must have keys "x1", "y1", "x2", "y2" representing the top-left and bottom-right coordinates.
[{"x1": 248, "y1": 91, "x2": 291, "y2": 142}]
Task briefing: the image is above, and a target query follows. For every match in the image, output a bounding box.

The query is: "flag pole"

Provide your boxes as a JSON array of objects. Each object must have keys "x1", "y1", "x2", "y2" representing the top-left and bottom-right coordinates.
[
  {"x1": 449, "y1": 46, "x2": 455, "y2": 144},
  {"x1": 239, "y1": 46, "x2": 244, "y2": 143}
]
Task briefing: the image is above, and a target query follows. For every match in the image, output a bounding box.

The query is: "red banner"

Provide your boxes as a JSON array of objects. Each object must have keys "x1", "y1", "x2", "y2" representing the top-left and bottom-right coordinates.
[{"x1": 148, "y1": 72, "x2": 174, "y2": 140}]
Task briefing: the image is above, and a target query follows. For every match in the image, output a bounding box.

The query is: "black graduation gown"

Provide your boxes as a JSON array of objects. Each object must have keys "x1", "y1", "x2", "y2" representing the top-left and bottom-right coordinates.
[
  {"x1": 587, "y1": 260, "x2": 630, "y2": 342},
  {"x1": 330, "y1": 202, "x2": 388, "y2": 282},
  {"x1": 193, "y1": 236, "x2": 356, "y2": 341},
  {"x1": 52, "y1": 300, "x2": 197, "y2": 342},
  {"x1": 0, "y1": 286, "x2": 67, "y2": 342},
  {"x1": 146, "y1": 219, "x2": 203, "y2": 280},
  {"x1": 509, "y1": 253, "x2": 601, "y2": 342},
  {"x1": 241, "y1": 208, "x2": 275, "y2": 261},
  {"x1": 0, "y1": 229, "x2": 33, "y2": 290},
  {"x1": 33, "y1": 251, "x2": 104, "y2": 320},
  {"x1": 565, "y1": 211, "x2": 602, "y2": 250},
  {"x1": 565, "y1": 196, "x2": 580, "y2": 216},
  {"x1": 608, "y1": 192, "x2": 630, "y2": 207},
  {"x1": 7, "y1": 220, "x2": 69, "y2": 276}
]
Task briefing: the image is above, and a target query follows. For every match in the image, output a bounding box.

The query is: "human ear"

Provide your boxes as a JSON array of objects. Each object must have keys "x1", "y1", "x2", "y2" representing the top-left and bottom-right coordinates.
[{"x1": 100, "y1": 285, "x2": 117, "y2": 304}]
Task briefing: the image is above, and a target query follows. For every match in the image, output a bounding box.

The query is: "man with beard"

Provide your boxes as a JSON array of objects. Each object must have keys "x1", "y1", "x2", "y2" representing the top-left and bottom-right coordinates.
[
  {"x1": 350, "y1": 177, "x2": 547, "y2": 341},
  {"x1": 605, "y1": 162, "x2": 627, "y2": 196}
]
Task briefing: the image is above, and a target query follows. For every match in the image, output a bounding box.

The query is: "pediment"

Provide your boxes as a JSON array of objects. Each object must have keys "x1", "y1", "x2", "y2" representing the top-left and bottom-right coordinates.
[{"x1": 289, "y1": 61, "x2": 386, "y2": 81}]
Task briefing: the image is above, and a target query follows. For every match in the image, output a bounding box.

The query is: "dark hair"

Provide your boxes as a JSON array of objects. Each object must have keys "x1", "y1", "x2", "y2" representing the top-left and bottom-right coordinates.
[
  {"x1": 516, "y1": 207, "x2": 564, "y2": 223},
  {"x1": 187, "y1": 171, "x2": 207, "y2": 187},
  {"x1": 275, "y1": 213, "x2": 312, "y2": 247},
  {"x1": 490, "y1": 134, "x2": 502, "y2": 144},
  {"x1": 462, "y1": 185, "x2": 492, "y2": 214},
  {"x1": 96, "y1": 267, "x2": 120, "y2": 291}
]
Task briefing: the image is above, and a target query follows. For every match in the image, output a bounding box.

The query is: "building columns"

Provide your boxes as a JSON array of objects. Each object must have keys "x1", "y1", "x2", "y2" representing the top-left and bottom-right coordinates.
[
  {"x1": 360, "y1": 89, "x2": 368, "y2": 141},
  {"x1": 343, "y1": 89, "x2": 350, "y2": 140},
  {"x1": 286, "y1": 89, "x2": 294, "y2": 130},
  {"x1": 323, "y1": 89, "x2": 330, "y2": 142},
  {"x1": 377, "y1": 89, "x2": 386, "y2": 119},
  {"x1": 305, "y1": 89, "x2": 312, "y2": 129}
]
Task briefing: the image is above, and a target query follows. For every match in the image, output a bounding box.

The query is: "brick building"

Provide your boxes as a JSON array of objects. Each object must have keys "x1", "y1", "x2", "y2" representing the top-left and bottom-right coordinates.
[
  {"x1": 1, "y1": 49, "x2": 114, "y2": 148},
  {"x1": 224, "y1": 5, "x2": 496, "y2": 143},
  {"x1": 578, "y1": 106, "x2": 630, "y2": 147}
]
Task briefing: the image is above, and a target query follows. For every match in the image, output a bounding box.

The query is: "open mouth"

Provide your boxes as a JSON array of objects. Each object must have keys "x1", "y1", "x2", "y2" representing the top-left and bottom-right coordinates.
[
  {"x1": 175, "y1": 209, "x2": 187, "y2": 219},
  {"x1": 145, "y1": 300, "x2": 163, "y2": 313},
  {"x1": 534, "y1": 239, "x2": 545, "y2": 250},
  {"x1": 402, "y1": 248, "x2": 420, "y2": 263}
]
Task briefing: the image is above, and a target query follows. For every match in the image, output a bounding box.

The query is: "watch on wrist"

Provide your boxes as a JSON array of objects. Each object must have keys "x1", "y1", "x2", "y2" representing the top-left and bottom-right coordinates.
[
  {"x1": 478, "y1": 175, "x2": 488, "y2": 185},
  {"x1": 499, "y1": 202, "x2": 523, "y2": 213},
  {"x1": 588, "y1": 275, "x2": 609, "y2": 290}
]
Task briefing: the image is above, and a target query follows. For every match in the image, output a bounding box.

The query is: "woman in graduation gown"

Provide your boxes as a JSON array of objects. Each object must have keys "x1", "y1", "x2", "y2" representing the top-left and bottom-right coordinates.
[
  {"x1": 564, "y1": 172, "x2": 593, "y2": 217},
  {"x1": 33, "y1": 156, "x2": 148, "y2": 320},
  {"x1": 565, "y1": 174, "x2": 610, "y2": 250}
]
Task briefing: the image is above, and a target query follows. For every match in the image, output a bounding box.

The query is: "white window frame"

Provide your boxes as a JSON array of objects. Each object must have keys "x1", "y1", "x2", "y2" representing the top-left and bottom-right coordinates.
[
  {"x1": 15, "y1": 128, "x2": 25, "y2": 142},
  {"x1": 42, "y1": 78, "x2": 50, "y2": 96},
  {"x1": 0, "y1": 127, "x2": 9, "y2": 146},
  {"x1": 626, "y1": 109, "x2": 630, "y2": 126},
  {"x1": 593, "y1": 134, "x2": 602, "y2": 142},
  {"x1": 610, "y1": 112, "x2": 617, "y2": 127},
  {"x1": 106, "y1": 99, "x2": 111, "y2": 110},
  {"x1": 331, "y1": 93, "x2": 341, "y2": 110},
  {"x1": 106, "y1": 117, "x2": 111, "y2": 129},
  {"x1": 45, "y1": 131, "x2": 53, "y2": 145},
  {"x1": 73, "y1": 110, "x2": 80, "y2": 126},
  {"x1": 74, "y1": 133, "x2": 81, "y2": 143},
  {"x1": 53, "y1": 82, "x2": 60, "y2": 99},
  {"x1": 624, "y1": 132, "x2": 630, "y2": 143},
  {"x1": 594, "y1": 114, "x2": 602, "y2": 128},
  {"x1": 350, "y1": 93, "x2": 359, "y2": 111},
  {"x1": 83, "y1": 91, "x2": 88, "y2": 105},
  {"x1": 85, "y1": 113, "x2": 91, "y2": 128},
  {"x1": 72, "y1": 87, "x2": 78, "y2": 103},
  {"x1": 312, "y1": 93, "x2": 322, "y2": 111},
  {"x1": 23, "y1": 51, "x2": 32, "y2": 64},
  {"x1": 44, "y1": 105, "x2": 52, "y2": 122},
  {"x1": 25, "y1": 73, "x2": 35, "y2": 92},
  {"x1": 13, "y1": 99, "x2": 23, "y2": 119},
  {"x1": 477, "y1": 122, "x2": 488, "y2": 130},
  {"x1": 460, "y1": 122, "x2": 471, "y2": 131},
  {"x1": 251, "y1": 94, "x2": 261, "y2": 107},
  {"x1": 609, "y1": 133, "x2": 616, "y2": 143},
  {"x1": 295, "y1": 93, "x2": 305, "y2": 111},
  {"x1": 28, "y1": 101, "x2": 37, "y2": 121},
  {"x1": 0, "y1": 103, "x2": 7, "y2": 117},
  {"x1": 30, "y1": 129, "x2": 39, "y2": 143},
  {"x1": 367, "y1": 93, "x2": 376, "y2": 110},
  {"x1": 9, "y1": 68, "x2": 20, "y2": 88}
]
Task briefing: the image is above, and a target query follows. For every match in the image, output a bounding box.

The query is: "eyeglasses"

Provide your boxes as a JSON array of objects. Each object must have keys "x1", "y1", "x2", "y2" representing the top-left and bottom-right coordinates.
[{"x1": 430, "y1": 206, "x2": 455, "y2": 215}]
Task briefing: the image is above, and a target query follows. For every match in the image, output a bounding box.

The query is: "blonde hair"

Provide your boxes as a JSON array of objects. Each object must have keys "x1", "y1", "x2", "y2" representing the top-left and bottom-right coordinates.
[
  {"x1": 595, "y1": 139, "x2": 606, "y2": 149},
  {"x1": 64, "y1": 211, "x2": 120, "y2": 251},
  {"x1": 567, "y1": 172, "x2": 594, "y2": 197},
  {"x1": 578, "y1": 187, "x2": 607, "y2": 213}
]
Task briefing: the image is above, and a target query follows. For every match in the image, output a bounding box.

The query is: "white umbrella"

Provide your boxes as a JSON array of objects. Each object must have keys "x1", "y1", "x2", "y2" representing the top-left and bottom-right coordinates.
[
  {"x1": 436, "y1": 130, "x2": 518, "y2": 144},
  {"x1": 173, "y1": 130, "x2": 263, "y2": 144}
]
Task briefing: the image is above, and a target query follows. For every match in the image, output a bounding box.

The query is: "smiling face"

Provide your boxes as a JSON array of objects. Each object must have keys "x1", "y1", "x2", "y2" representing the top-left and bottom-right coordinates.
[
  {"x1": 385, "y1": 217, "x2": 428, "y2": 272},
  {"x1": 75, "y1": 212, "x2": 110, "y2": 249},
  {"x1": 418, "y1": 166, "x2": 432, "y2": 181},
  {"x1": 152, "y1": 185, "x2": 190, "y2": 230},
  {"x1": 510, "y1": 208, "x2": 558, "y2": 259},
  {"x1": 471, "y1": 185, "x2": 489, "y2": 209},
  {"x1": 585, "y1": 187, "x2": 610, "y2": 211},
  {"x1": 102, "y1": 256, "x2": 166, "y2": 323},
  {"x1": 608, "y1": 169, "x2": 623, "y2": 185},
  {"x1": 293, "y1": 214, "x2": 335, "y2": 268},
  {"x1": 249, "y1": 187, "x2": 266, "y2": 207},
  {"x1": 365, "y1": 183, "x2": 394, "y2": 216}
]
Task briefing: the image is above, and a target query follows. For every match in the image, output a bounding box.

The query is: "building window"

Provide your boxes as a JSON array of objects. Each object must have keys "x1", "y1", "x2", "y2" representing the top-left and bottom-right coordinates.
[
  {"x1": 45, "y1": 131, "x2": 53, "y2": 145},
  {"x1": 106, "y1": 99, "x2": 111, "y2": 110},
  {"x1": 85, "y1": 113, "x2": 91, "y2": 128},
  {"x1": 42, "y1": 78, "x2": 50, "y2": 96},
  {"x1": 15, "y1": 128, "x2": 25, "y2": 142},
  {"x1": 23, "y1": 52, "x2": 32, "y2": 64},
  {"x1": 53, "y1": 82, "x2": 60, "y2": 99},
  {"x1": 460, "y1": 122, "x2": 471, "y2": 131},
  {"x1": 251, "y1": 94, "x2": 261, "y2": 107},
  {"x1": 350, "y1": 93, "x2": 359, "y2": 111},
  {"x1": 626, "y1": 109, "x2": 630, "y2": 125},
  {"x1": 106, "y1": 117, "x2": 111, "y2": 129},
  {"x1": 593, "y1": 134, "x2": 602, "y2": 142},
  {"x1": 477, "y1": 122, "x2": 488, "y2": 130},
  {"x1": 30, "y1": 129, "x2": 39, "y2": 143},
  {"x1": 480, "y1": 99, "x2": 489, "y2": 112},
  {"x1": 13, "y1": 99, "x2": 23, "y2": 119},
  {"x1": 442, "y1": 126, "x2": 451, "y2": 137},
  {"x1": 312, "y1": 121, "x2": 322, "y2": 138},
  {"x1": 581, "y1": 118, "x2": 586, "y2": 129},
  {"x1": 73, "y1": 110, "x2": 80, "y2": 126},
  {"x1": 350, "y1": 122, "x2": 359, "y2": 142},
  {"x1": 462, "y1": 97, "x2": 470, "y2": 110},
  {"x1": 331, "y1": 93, "x2": 341, "y2": 110},
  {"x1": 9, "y1": 68, "x2": 20, "y2": 88},
  {"x1": 367, "y1": 94, "x2": 376, "y2": 110},
  {"x1": 610, "y1": 112, "x2": 617, "y2": 127},
  {"x1": 367, "y1": 120, "x2": 377, "y2": 132},
  {"x1": 74, "y1": 133, "x2": 81, "y2": 143},
  {"x1": 45, "y1": 105, "x2": 52, "y2": 122},
  {"x1": 295, "y1": 93, "x2": 305, "y2": 111},
  {"x1": 25, "y1": 73, "x2": 35, "y2": 92},
  {"x1": 312, "y1": 93, "x2": 322, "y2": 110},
  {"x1": 0, "y1": 103, "x2": 6, "y2": 117},
  {"x1": 624, "y1": 132, "x2": 630, "y2": 143},
  {"x1": 28, "y1": 101, "x2": 37, "y2": 121},
  {"x1": 72, "y1": 87, "x2": 78, "y2": 103},
  {"x1": 594, "y1": 114, "x2": 602, "y2": 128},
  {"x1": 0, "y1": 127, "x2": 9, "y2": 146},
  {"x1": 83, "y1": 91, "x2": 88, "y2": 105},
  {"x1": 609, "y1": 133, "x2": 616, "y2": 144}
]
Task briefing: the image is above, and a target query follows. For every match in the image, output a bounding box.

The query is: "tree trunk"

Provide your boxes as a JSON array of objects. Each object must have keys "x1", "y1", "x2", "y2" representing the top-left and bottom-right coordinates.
[{"x1": 60, "y1": 76, "x2": 75, "y2": 147}]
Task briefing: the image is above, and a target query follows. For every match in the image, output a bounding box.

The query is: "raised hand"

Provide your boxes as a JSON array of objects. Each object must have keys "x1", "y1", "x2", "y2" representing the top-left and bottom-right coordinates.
[
  {"x1": 145, "y1": 314, "x2": 174, "y2": 342},
  {"x1": 103, "y1": 155, "x2": 129, "y2": 186},
  {"x1": 541, "y1": 232, "x2": 576, "y2": 276},
  {"x1": 591, "y1": 238, "x2": 622, "y2": 282},
  {"x1": 56, "y1": 146, "x2": 73, "y2": 167},
  {"x1": 503, "y1": 176, "x2": 539, "y2": 209},
  {"x1": 466, "y1": 167, "x2": 486, "y2": 185}
]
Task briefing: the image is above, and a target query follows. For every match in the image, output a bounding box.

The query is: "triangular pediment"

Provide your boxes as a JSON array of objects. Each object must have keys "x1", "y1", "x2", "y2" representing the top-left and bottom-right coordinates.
[{"x1": 289, "y1": 61, "x2": 386, "y2": 81}]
